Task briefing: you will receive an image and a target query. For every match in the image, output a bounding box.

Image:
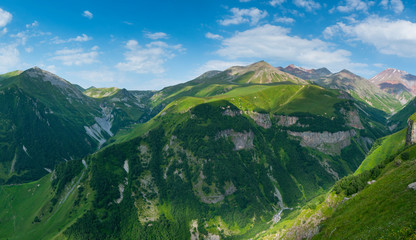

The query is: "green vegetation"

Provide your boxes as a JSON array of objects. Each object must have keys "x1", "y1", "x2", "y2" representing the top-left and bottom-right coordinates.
[
  {"x1": 313, "y1": 149, "x2": 416, "y2": 239},
  {"x1": 355, "y1": 129, "x2": 406, "y2": 174},
  {"x1": 0, "y1": 161, "x2": 91, "y2": 240},
  {"x1": 83, "y1": 87, "x2": 120, "y2": 98}
]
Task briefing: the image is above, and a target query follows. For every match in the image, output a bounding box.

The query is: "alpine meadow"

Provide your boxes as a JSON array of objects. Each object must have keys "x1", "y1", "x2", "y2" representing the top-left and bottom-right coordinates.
[{"x1": 1, "y1": 0, "x2": 416, "y2": 240}]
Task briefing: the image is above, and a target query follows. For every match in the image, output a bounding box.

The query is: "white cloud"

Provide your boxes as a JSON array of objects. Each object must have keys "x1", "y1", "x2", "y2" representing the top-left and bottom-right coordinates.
[
  {"x1": 82, "y1": 10, "x2": 93, "y2": 19},
  {"x1": 240, "y1": 0, "x2": 252, "y2": 2},
  {"x1": 380, "y1": 0, "x2": 404, "y2": 14},
  {"x1": 26, "y1": 21, "x2": 39, "y2": 28},
  {"x1": 145, "y1": 32, "x2": 169, "y2": 40},
  {"x1": 0, "y1": 8, "x2": 12, "y2": 28},
  {"x1": 219, "y1": 8, "x2": 268, "y2": 26},
  {"x1": 0, "y1": 28, "x2": 7, "y2": 36},
  {"x1": 52, "y1": 34, "x2": 93, "y2": 44},
  {"x1": 72, "y1": 70, "x2": 116, "y2": 83},
  {"x1": 336, "y1": 0, "x2": 375, "y2": 13},
  {"x1": 373, "y1": 63, "x2": 385, "y2": 68},
  {"x1": 116, "y1": 40, "x2": 184, "y2": 74},
  {"x1": 53, "y1": 48, "x2": 99, "y2": 66},
  {"x1": 293, "y1": 0, "x2": 321, "y2": 11},
  {"x1": 69, "y1": 34, "x2": 92, "y2": 42},
  {"x1": 270, "y1": 0, "x2": 286, "y2": 7},
  {"x1": 0, "y1": 44, "x2": 19, "y2": 72},
  {"x1": 324, "y1": 16, "x2": 416, "y2": 57},
  {"x1": 25, "y1": 47, "x2": 33, "y2": 53},
  {"x1": 205, "y1": 32, "x2": 223, "y2": 40},
  {"x1": 274, "y1": 16, "x2": 295, "y2": 23},
  {"x1": 216, "y1": 24, "x2": 366, "y2": 72}
]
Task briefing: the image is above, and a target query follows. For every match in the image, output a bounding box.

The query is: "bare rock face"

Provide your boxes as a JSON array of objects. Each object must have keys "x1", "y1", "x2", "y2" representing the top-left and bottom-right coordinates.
[
  {"x1": 222, "y1": 108, "x2": 242, "y2": 117},
  {"x1": 275, "y1": 115, "x2": 301, "y2": 127},
  {"x1": 217, "y1": 129, "x2": 254, "y2": 150},
  {"x1": 406, "y1": 119, "x2": 416, "y2": 145},
  {"x1": 408, "y1": 182, "x2": 416, "y2": 190},
  {"x1": 345, "y1": 109, "x2": 364, "y2": 129},
  {"x1": 288, "y1": 130, "x2": 356, "y2": 156},
  {"x1": 249, "y1": 112, "x2": 272, "y2": 129}
]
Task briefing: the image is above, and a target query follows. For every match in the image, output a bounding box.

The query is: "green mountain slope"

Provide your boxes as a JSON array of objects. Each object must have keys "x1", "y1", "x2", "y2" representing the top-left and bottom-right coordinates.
[
  {"x1": 314, "y1": 70, "x2": 402, "y2": 114},
  {"x1": 0, "y1": 67, "x2": 153, "y2": 183},
  {"x1": 58, "y1": 81, "x2": 389, "y2": 239},
  {"x1": 355, "y1": 129, "x2": 406, "y2": 174},
  {"x1": 83, "y1": 87, "x2": 120, "y2": 98},
  {"x1": 0, "y1": 62, "x2": 399, "y2": 239},
  {"x1": 388, "y1": 97, "x2": 416, "y2": 131},
  {"x1": 150, "y1": 61, "x2": 307, "y2": 113},
  {"x1": 0, "y1": 160, "x2": 92, "y2": 240},
  {"x1": 313, "y1": 148, "x2": 416, "y2": 239},
  {"x1": 259, "y1": 114, "x2": 416, "y2": 240}
]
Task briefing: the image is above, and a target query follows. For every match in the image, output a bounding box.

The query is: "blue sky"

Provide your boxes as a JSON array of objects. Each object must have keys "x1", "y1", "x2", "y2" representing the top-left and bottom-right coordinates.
[{"x1": 0, "y1": 0, "x2": 416, "y2": 90}]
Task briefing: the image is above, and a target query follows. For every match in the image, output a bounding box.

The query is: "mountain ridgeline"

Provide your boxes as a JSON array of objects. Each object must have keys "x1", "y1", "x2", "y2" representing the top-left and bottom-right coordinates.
[
  {"x1": 0, "y1": 68, "x2": 154, "y2": 183},
  {"x1": 0, "y1": 61, "x2": 415, "y2": 240}
]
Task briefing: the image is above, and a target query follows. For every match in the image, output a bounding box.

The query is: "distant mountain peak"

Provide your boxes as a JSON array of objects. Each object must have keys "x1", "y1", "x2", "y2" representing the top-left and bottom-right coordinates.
[
  {"x1": 23, "y1": 67, "x2": 72, "y2": 89},
  {"x1": 225, "y1": 61, "x2": 308, "y2": 85},
  {"x1": 370, "y1": 68, "x2": 416, "y2": 103},
  {"x1": 280, "y1": 64, "x2": 331, "y2": 80}
]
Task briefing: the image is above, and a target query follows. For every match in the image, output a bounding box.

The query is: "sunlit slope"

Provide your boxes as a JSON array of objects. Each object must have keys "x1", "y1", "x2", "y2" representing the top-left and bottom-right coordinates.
[{"x1": 0, "y1": 160, "x2": 92, "y2": 240}]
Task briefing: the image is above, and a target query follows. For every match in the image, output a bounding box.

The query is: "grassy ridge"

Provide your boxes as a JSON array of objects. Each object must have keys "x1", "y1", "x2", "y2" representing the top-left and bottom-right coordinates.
[
  {"x1": 313, "y1": 156, "x2": 416, "y2": 239},
  {"x1": 83, "y1": 87, "x2": 120, "y2": 98},
  {"x1": 0, "y1": 168, "x2": 91, "y2": 240},
  {"x1": 355, "y1": 129, "x2": 406, "y2": 174}
]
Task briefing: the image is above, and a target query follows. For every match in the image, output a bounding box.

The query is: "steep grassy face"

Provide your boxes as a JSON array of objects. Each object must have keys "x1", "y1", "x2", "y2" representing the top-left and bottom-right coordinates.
[
  {"x1": 0, "y1": 160, "x2": 92, "y2": 240},
  {"x1": 388, "y1": 97, "x2": 416, "y2": 131},
  {"x1": 0, "y1": 68, "x2": 153, "y2": 184},
  {"x1": 61, "y1": 82, "x2": 390, "y2": 239},
  {"x1": 83, "y1": 87, "x2": 120, "y2": 98},
  {"x1": 313, "y1": 148, "x2": 416, "y2": 240},
  {"x1": 257, "y1": 118, "x2": 416, "y2": 240},
  {"x1": 0, "y1": 70, "x2": 22, "y2": 80},
  {"x1": 0, "y1": 69, "x2": 101, "y2": 183}
]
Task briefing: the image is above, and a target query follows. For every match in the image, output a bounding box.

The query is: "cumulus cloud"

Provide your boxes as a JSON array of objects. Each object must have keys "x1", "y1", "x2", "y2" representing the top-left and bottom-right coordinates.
[
  {"x1": 335, "y1": 0, "x2": 375, "y2": 13},
  {"x1": 0, "y1": 8, "x2": 12, "y2": 28},
  {"x1": 216, "y1": 24, "x2": 366, "y2": 72},
  {"x1": 205, "y1": 32, "x2": 223, "y2": 40},
  {"x1": 72, "y1": 70, "x2": 116, "y2": 83},
  {"x1": 380, "y1": 0, "x2": 404, "y2": 14},
  {"x1": 274, "y1": 16, "x2": 295, "y2": 23},
  {"x1": 270, "y1": 0, "x2": 286, "y2": 7},
  {"x1": 53, "y1": 48, "x2": 99, "y2": 66},
  {"x1": 0, "y1": 44, "x2": 19, "y2": 72},
  {"x1": 116, "y1": 40, "x2": 184, "y2": 74},
  {"x1": 219, "y1": 8, "x2": 268, "y2": 26},
  {"x1": 145, "y1": 32, "x2": 169, "y2": 40},
  {"x1": 324, "y1": 16, "x2": 416, "y2": 57},
  {"x1": 293, "y1": 0, "x2": 321, "y2": 12},
  {"x1": 82, "y1": 10, "x2": 93, "y2": 19},
  {"x1": 52, "y1": 34, "x2": 93, "y2": 44},
  {"x1": 26, "y1": 21, "x2": 39, "y2": 29}
]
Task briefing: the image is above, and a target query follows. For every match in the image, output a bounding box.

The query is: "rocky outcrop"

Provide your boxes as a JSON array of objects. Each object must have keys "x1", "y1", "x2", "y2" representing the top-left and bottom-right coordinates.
[
  {"x1": 406, "y1": 119, "x2": 416, "y2": 145},
  {"x1": 345, "y1": 109, "x2": 364, "y2": 129},
  {"x1": 408, "y1": 182, "x2": 416, "y2": 190},
  {"x1": 217, "y1": 130, "x2": 254, "y2": 150},
  {"x1": 275, "y1": 115, "x2": 306, "y2": 127},
  {"x1": 288, "y1": 130, "x2": 356, "y2": 156},
  {"x1": 222, "y1": 108, "x2": 242, "y2": 117},
  {"x1": 249, "y1": 112, "x2": 272, "y2": 129}
]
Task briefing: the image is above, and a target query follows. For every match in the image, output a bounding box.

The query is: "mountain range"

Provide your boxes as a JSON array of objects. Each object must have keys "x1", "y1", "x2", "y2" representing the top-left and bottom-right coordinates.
[{"x1": 0, "y1": 61, "x2": 415, "y2": 240}]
